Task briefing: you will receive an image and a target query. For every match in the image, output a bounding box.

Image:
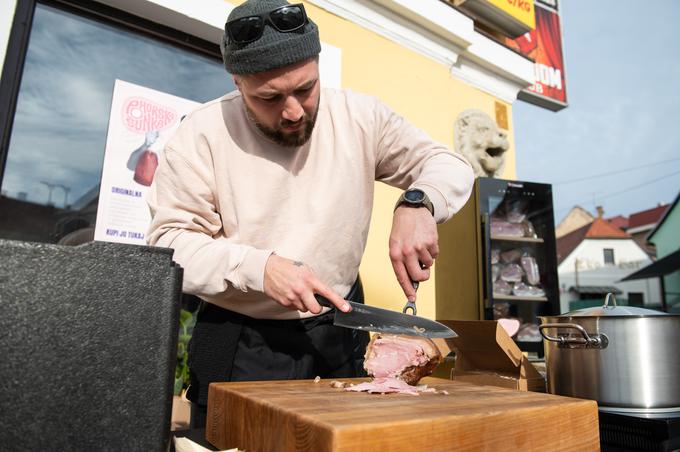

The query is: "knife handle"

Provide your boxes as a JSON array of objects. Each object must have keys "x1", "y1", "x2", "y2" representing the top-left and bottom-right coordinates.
[
  {"x1": 314, "y1": 294, "x2": 333, "y2": 309},
  {"x1": 406, "y1": 263, "x2": 423, "y2": 305},
  {"x1": 403, "y1": 280, "x2": 419, "y2": 315}
]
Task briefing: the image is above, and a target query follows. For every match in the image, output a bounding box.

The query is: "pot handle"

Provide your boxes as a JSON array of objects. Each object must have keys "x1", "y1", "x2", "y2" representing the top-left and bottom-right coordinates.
[
  {"x1": 604, "y1": 292, "x2": 618, "y2": 307},
  {"x1": 539, "y1": 323, "x2": 608, "y2": 349}
]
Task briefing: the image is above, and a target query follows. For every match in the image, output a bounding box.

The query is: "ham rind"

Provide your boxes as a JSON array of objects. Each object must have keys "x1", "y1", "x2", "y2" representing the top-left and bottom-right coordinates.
[{"x1": 363, "y1": 334, "x2": 442, "y2": 386}]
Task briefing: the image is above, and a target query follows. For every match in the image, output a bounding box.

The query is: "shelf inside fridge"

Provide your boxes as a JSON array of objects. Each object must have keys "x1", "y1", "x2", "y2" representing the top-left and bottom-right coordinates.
[
  {"x1": 493, "y1": 294, "x2": 548, "y2": 302},
  {"x1": 491, "y1": 235, "x2": 544, "y2": 243}
]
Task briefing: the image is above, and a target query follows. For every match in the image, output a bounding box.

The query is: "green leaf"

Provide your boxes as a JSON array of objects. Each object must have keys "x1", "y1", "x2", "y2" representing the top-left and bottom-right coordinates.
[
  {"x1": 179, "y1": 309, "x2": 193, "y2": 323},
  {"x1": 174, "y1": 377, "x2": 184, "y2": 396}
]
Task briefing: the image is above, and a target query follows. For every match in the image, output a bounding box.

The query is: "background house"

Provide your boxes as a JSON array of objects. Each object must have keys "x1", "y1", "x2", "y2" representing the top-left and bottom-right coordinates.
[
  {"x1": 557, "y1": 204, "x2": 670, "y2": 257},
  {"x1": 624, "y1": 204, "x2": 670, "y2": 256},
  {"x1": 639, "y1": 192, "x2": 680, "y2": 311},
  {"x1": 556, "y1": 212, "x2": 660, "y2": 313},
  {"x1": 555, "y1": 205, "x2": 594, "y2": 238}
]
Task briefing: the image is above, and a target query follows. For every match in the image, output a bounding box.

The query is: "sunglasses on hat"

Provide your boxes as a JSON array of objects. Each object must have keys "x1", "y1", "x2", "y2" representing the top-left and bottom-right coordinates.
[{"x1": 225, "y1": 3, "x2": 308, "y2": 44}]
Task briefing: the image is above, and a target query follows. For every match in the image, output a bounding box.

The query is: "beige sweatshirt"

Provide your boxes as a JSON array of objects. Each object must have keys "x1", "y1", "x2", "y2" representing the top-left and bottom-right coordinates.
[{"x1": 147, "y1": 88, "x2": 473, "y2": 319}]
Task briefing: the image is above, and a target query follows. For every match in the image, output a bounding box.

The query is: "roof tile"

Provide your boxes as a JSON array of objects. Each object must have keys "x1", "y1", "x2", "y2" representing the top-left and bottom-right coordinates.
[
  {"x1": 607, "y1": 215, "x2": 629, "y2": 230},
  {"x1": 628, "y1": 204, "x2": 669, "y2": 229},
  {"x1": 585, "y1": 218, "x2": 630, "y2": 238}
]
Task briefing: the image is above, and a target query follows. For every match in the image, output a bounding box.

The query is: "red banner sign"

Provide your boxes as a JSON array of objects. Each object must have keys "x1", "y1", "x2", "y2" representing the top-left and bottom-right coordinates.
[{"x1": 506, "y1": 2, "x2": 567, "y2": 111}]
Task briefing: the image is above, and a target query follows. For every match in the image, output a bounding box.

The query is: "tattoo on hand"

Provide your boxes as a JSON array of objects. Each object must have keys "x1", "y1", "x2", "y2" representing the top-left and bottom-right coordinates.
[{"x1": 293, "y1": 261, "x2": 304, "y2": 267}]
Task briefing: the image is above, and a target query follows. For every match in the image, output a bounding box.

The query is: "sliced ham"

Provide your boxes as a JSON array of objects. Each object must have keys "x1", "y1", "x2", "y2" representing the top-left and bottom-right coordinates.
[{"x1": 346, "y1": 377, "x2": 427, "y2": 395}]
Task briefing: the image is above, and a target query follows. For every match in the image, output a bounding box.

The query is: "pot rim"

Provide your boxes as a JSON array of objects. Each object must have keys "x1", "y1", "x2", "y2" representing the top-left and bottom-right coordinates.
[
  {"x1": 544, "y1": 293, "x2": 678, "y2": 319},
  {"x1": 540, "y1": 314, "x2": 680, "y2": 321}
]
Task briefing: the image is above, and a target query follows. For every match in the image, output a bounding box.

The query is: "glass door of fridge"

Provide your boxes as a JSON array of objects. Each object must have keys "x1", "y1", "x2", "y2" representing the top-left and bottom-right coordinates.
[{"x1": 477, "y1": 178, "x2": 559, "y2": 355}]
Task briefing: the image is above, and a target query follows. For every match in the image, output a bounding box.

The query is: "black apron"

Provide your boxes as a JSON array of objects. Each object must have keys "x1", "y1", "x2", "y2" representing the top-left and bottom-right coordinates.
[{"x1": 186, "y1": 277, "x2": 370, "y2": 407}]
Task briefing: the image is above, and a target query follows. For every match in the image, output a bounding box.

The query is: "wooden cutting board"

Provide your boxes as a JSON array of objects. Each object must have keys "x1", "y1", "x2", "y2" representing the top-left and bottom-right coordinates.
[{"x1": 206, "y1": 377, "x2": 599, "y2": 451}]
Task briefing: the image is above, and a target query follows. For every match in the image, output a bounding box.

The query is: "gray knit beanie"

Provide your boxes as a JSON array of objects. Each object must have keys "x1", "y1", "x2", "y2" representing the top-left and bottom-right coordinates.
[{"x1": 221, "y1": 0, "x2": 321, "y2": 74}]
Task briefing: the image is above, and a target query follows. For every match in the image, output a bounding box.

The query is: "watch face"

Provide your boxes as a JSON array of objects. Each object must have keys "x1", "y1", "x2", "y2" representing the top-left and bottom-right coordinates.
[{"x1": 404, "y1": 189, "x2": 425, "y2": 203}]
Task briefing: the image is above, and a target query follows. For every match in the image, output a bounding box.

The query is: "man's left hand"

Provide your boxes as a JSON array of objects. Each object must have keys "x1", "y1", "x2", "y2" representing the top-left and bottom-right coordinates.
[{"x1": 389, "y1": 206, "x2": 439, "y2": 303}]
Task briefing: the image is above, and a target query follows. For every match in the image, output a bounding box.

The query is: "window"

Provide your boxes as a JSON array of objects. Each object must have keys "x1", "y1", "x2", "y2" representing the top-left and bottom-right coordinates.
[
  {"x1": 628, "y1": 292, "x2": 644, "y2": 307},
  {"x1": 0, "y1": 1, "x2": 234, "y2": 243},
  {"x1": 603, "y1": 248, "x2": 615, "y2": 265}
]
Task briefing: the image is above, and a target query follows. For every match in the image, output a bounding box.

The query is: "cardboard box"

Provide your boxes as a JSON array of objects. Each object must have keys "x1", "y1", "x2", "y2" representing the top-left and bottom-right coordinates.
[
  {"x1": 433, "y1": 320, "x2": 545, "y2": 392},
  {"x1": 171, "y1": 393, "x2": 192, "y2": 431}
]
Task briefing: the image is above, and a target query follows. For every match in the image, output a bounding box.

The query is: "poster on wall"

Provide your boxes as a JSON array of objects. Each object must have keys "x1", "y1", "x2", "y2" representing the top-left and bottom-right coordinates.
[
  {"x1": 94, "y1": 79, "x2": 199, "y2": 245},
  {"x1": 505, "y1": 0, "x2": 567, "y2": 111}
]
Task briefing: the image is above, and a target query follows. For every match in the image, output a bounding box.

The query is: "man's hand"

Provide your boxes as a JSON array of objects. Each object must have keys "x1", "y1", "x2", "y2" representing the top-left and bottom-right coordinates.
[
  {"x1": 263, "y1": 254, "x2": 351, "y2": 314},
  {"x1": 389, "y1": 206, "x2": 439, "y2": 302}
]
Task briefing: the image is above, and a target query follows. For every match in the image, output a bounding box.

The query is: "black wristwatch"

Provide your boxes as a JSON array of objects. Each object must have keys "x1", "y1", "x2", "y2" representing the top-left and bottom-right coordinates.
[{"x1": 395, "y1": 188, "x2": 434, "y2": 216}]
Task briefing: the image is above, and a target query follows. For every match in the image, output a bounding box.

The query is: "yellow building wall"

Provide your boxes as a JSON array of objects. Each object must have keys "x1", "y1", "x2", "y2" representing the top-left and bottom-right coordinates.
[{"x1": 227, "y1": 1, "x2": 518, "y2": 319}]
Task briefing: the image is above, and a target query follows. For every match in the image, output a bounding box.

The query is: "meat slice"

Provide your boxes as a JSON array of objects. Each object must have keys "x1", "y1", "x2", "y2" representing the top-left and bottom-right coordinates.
[
  {"x1": 362, "y1": 334, "x2": 442, "y2": 386},
  {"x1": 346, "y1": 377, "x2": 424, "y2": 395}
]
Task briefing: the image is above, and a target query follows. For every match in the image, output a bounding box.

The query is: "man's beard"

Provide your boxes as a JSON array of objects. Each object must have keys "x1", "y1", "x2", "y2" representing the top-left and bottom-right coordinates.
[{"x1": 245, "y1": 101, "x2": 319, "y2": 147}]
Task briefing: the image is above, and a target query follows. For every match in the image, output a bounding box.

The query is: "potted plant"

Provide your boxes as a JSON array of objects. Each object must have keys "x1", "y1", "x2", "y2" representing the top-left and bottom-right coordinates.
[{"x1": 172, "y1": 307, "x2": 197, "y2": 430}]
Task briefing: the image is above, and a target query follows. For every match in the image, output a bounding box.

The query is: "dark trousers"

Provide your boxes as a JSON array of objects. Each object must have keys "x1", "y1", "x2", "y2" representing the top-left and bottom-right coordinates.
[{"x1": 187, "y1": 278, "x2": 369, "y2": 428}]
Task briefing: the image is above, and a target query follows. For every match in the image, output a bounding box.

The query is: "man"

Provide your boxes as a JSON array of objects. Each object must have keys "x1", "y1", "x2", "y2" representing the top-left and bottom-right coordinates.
[{"x1": 147, "y1": 0, "x2": 474, "y2": 426}]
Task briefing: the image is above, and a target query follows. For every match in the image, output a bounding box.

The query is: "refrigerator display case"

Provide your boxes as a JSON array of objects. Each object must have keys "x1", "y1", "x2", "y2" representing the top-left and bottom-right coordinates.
[{"x1": 435, "y1": 177, "x2": 560, "y2": 356}]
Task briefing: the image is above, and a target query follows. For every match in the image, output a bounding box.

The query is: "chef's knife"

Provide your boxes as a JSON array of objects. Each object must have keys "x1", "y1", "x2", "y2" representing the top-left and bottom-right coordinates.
[{"x1": 315, "y1": 295, "x2": 457, "y2": 338}]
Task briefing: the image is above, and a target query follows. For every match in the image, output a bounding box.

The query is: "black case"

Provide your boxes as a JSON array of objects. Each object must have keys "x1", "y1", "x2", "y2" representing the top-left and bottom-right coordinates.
[{"x1": 0, "y1": 239, "x2": 182, "y2": 452}]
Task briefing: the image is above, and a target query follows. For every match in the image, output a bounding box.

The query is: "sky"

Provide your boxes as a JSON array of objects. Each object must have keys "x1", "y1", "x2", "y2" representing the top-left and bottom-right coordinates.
[{"x1": 513, "y1": 0, "x2": 680, "y2": 224}]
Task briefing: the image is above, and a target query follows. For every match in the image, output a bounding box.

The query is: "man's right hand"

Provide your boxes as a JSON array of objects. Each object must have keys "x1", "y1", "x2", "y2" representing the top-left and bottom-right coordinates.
[{"x1": 263, "y1": 254, "x2": 351, "y2": 314}]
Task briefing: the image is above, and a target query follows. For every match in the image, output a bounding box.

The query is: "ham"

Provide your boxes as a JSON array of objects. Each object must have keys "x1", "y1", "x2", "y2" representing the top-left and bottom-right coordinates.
[
  {"x1": 363, "y1": 334, "x2": 441, "y2": 384},
  {"x1": 341, "y1": 334, "x2": 442, "y2": 394},
  {"x1": 345, "y1": 377, "x2": 435, "y2": 395}
]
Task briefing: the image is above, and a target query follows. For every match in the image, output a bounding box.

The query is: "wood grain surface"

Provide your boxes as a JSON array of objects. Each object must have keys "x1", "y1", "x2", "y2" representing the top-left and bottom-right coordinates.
[{"x1": 206, "y1": 377, "x2": 599, "y2": 452}]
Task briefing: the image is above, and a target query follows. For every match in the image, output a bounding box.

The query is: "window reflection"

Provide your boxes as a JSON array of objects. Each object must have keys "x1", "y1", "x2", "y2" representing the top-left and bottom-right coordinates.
[{"x1": 0, "y1": 3, "x2": 233, "y2": 243}]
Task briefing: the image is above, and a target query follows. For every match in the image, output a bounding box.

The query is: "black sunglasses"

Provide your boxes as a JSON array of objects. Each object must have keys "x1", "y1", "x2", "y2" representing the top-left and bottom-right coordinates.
[{"x1": 226, "y1": 3, "x2": 308, "y2": 44}]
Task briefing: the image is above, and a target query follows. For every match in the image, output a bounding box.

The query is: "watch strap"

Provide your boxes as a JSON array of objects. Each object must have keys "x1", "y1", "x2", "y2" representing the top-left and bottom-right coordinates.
[{"x1": 394, "y1": 189, "x2": 434, "y2": 216}]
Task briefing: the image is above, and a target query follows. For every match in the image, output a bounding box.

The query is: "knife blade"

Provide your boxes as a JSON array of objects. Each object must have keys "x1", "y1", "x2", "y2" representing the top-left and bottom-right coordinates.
[{"x1": 315, "y1": 295, "x2": 457, "y2": 338}]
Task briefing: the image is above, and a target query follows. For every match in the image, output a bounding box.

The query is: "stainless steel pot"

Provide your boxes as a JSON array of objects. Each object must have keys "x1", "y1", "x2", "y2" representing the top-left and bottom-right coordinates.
[{"x1": 539, "y1": 294, "x2": 680, "y2": 412}]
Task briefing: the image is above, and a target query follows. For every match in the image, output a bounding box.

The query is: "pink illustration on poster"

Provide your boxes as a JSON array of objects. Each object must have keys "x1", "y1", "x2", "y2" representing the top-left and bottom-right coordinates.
[{"x1": 95, "y1": 79, "x2": 199, "y2": 245}]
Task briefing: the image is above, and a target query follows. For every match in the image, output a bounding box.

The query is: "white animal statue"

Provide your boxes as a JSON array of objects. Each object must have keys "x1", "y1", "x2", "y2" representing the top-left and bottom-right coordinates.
[{"x1": 454, "y1": 109, "x2": 509, "y2": 178}]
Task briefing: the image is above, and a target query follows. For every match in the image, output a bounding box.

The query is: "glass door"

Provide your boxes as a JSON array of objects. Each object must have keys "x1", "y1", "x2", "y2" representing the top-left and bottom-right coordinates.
[{"x1": 477, "y1": 178, "x2": 559, "y2": 355}]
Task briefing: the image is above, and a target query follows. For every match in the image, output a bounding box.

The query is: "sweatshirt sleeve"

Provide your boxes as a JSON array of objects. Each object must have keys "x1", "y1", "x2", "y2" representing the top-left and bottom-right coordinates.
[
  {"x1": 146, "y1": 144, "x2": 273, "y2": 298},
  {"x1": 372, "y1": 98, "x2": 475, "y2": 223}
]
